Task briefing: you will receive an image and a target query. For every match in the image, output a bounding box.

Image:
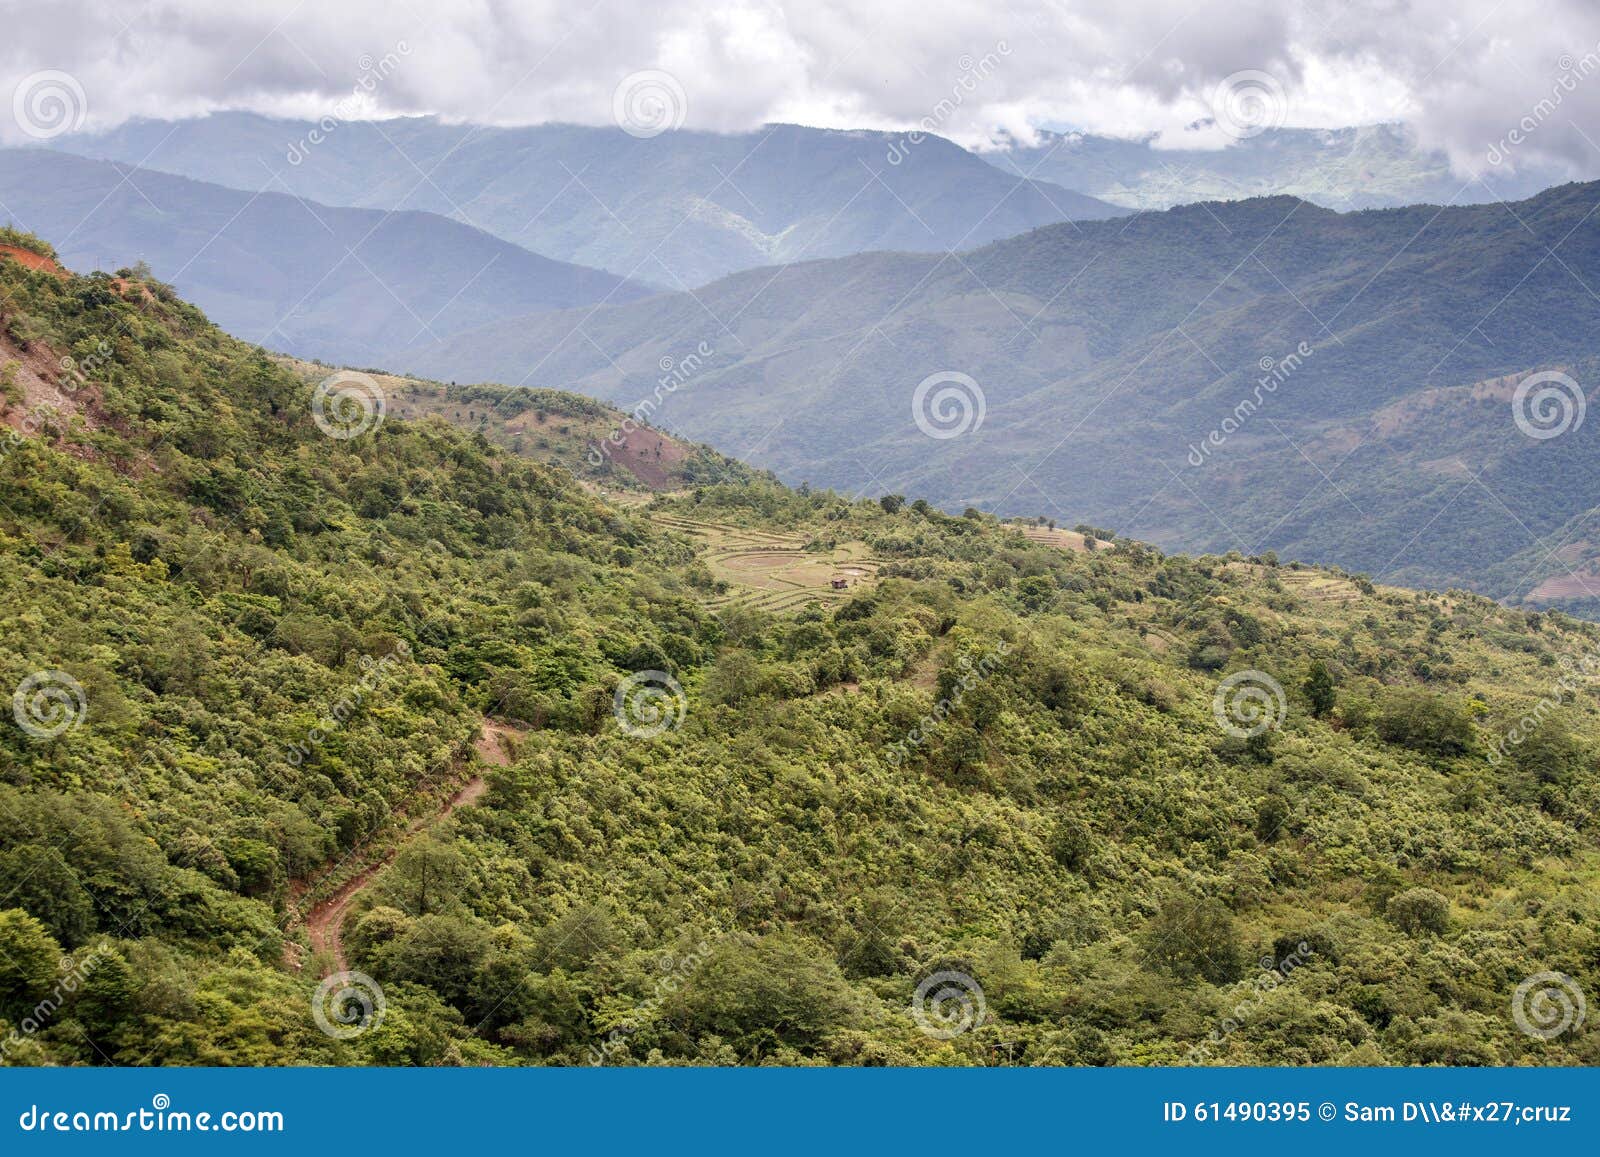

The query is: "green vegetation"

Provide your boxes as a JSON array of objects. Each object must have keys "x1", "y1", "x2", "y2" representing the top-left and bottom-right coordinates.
[
  {"x1": 1, "y1": 240, "x2": 1597, "y2": 1067},
  {"x1": 0, "y1": 227, "x2": 56, "y2": 260},
  {"x1": 400, "y1": 181, "x2": 1600, "y2": 615},
  {"x1": 275, "y1": 357, "x2": 755, "y2": 495}
]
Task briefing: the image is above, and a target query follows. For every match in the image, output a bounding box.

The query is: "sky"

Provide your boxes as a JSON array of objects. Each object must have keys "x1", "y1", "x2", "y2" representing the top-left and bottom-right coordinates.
[{"x1": 2, "y1": 0, "x2": 1600, "y2": 179}]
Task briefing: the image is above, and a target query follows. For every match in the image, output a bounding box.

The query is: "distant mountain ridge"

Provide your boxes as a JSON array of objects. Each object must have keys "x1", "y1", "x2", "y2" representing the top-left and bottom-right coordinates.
[
  {"x1": 0, "y1": 149, "x2": 656, "y2": 365},
  {"x1": 395, "y1": 181, "x2": 1600, "y2": 610},
  {"x1": 978, "y1": 123, "x2": 1570, "y2": 212},
  {"x1": 51, "y1": 113, "x2": 1128, "y2": 287}
]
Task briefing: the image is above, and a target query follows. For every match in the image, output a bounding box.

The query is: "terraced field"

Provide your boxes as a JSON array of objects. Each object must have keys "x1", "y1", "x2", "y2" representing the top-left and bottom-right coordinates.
[
  {"x1": 1015, "y1": 524, "x2": 1092, "y2": 552},
  {"x1": 652, "y1": 512, "x2": 882, "y2": 613},
  {"x1": 1277, "y1": 568, "x2": 1365, "y2": 603}
]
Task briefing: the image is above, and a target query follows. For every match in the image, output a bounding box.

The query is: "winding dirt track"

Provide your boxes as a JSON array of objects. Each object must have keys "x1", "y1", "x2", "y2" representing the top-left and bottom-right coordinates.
[{"x1": 297, "y1": 720, "x2": 520, "y2": 974}]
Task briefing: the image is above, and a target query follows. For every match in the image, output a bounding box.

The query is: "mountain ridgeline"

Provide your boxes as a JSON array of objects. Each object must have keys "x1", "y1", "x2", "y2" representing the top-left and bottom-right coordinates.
[
  {"x1": 51, "y1": 113, "x2": 1127, "y2": 287},
  {"x1": 0, "y1": 148, "x2": 657, "y2": 366},
  {"x1": 1, "y1": 236, "x2": 1598, "y2": 1067},
  {"x1": 979, "y1": 123, "x2": 1566, "y2": 212},
  {"x1": 396, "y1": 180, "x2": 1600, "y2": 613}
]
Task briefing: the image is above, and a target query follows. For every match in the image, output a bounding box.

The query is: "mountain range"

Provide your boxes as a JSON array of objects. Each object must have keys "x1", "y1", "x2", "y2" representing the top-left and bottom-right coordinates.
[
  {"x1": 22, "y1": 116, "x2": 1600, "y2": 614},
  {"x1": 50, "y1": 113, "x2": 1126, "y2": 287},
  {"x1": 980, "y1": 123, "x2": 1567, "y2": 211},
  {"x1": 393, "y1": 181, "x2": 1600, "y2": 611},
  {"x1": 3, "y1": 233, "x2": 1597, "y2": 1068},
  {"x1": 0, "y1": 149, "x2": 654, "y2": 366}
]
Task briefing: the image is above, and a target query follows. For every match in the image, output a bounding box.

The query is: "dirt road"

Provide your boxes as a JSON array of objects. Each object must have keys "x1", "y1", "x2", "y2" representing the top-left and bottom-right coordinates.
[{"x1": 295, "y1": 718, "x2": 520, "y2": 974}]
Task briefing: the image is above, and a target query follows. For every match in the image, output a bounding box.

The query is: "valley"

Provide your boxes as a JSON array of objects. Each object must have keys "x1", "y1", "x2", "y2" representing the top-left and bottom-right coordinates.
[
  {"x1": 2, "y1": 236, "x2": 1598, "y2": 1067},
  {"x1": 392, "y1": 183, "x2": 1600, "y2": 614},
  {"x1": 4, "y1": 0, "x2": 1600, "y2": 1082}
]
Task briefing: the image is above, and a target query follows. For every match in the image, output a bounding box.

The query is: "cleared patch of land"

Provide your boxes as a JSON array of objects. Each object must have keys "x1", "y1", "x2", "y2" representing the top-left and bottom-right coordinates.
[
  {"x1": 1015, "y1": 524, "x2": 1093, "y2": 552},
  {"x1": 653, "y1": 512, "x2": 883, "y2": 614}
]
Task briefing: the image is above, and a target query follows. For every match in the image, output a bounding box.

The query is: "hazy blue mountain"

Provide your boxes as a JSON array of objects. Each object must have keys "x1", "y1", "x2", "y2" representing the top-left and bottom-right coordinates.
[
  {"x1": 0, "y1": 149, "x2": 654, "y2": 365},
  {"x1": 397, "y1": 182, "x2": 1600, "y2": 608},
  {"x1": 52, "y1": 113, "x2": 1127, "y2": 287},
  {"x1": 981, "y1": 124, "x2": 1567, "y2": 211}
]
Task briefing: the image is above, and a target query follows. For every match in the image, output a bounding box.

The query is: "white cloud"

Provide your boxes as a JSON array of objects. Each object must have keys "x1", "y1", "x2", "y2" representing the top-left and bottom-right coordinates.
[{"x1": 1, "y1": 0, "x2": 1598, "y2": 178}]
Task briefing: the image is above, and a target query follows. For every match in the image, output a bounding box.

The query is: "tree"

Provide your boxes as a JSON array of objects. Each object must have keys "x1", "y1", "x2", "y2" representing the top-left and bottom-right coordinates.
[
  {"x1": 0, "y1": 845, "x2": 94, "y2": 947},
  {"x1": 1375, "y1": 690, "x2": 1475, "y2": 758},
  {"x1": 1304, "y1": 660, "x2": 1336, "y2": 718},
  {"x1": 375, "y1": 915, "x2": 493, "y2": 1011},
  {"x1": 666, "y1": 933, "x2": 857, "y2": 1053},
  {"x1": 1387, "y1": 887, "x2": 1450, "y2": 936},
  {"x1": 1141, "y1": 894, "x2": 1245, "y2": 984},
  {"x1": 0, "y1": 909, "x2": 63, "y2": 1019},
  {"x1": 879, "y1": 494, "x2": 905, "y2": 514}
]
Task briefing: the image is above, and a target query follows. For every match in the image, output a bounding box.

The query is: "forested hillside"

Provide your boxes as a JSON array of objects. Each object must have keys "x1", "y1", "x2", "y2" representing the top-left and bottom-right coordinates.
[
  {"x1": 1, "y1": 238, "x2": 1596, "y2": 1067},
  {"x1": 400, "y1": 181, "x2": 1600, "y2": 611}
]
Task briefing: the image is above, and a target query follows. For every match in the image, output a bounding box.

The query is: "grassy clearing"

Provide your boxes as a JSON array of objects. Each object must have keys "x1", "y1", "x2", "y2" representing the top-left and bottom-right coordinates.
[{"x1": 653, "y1": 512, "x2": 883, "y2": 613}]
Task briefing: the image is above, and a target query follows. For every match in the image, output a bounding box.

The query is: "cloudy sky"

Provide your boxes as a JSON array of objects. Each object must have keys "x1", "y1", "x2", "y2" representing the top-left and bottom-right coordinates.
[{"x1": 3, "y1": 0, "x2": 1599, "y2": 177}]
